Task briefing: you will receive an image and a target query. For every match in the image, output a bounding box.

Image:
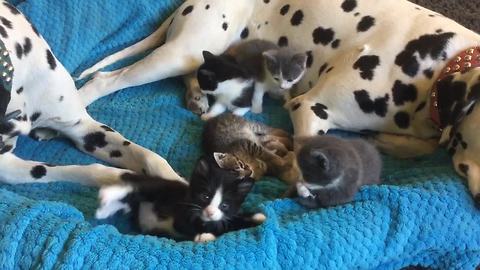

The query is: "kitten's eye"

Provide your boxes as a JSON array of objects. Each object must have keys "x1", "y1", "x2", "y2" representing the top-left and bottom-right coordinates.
[
  {"x1": 220, "y1": 202, "x2": 229, "y2": 211},
  {"x1": 274, "y1": 77, "x2": 280, "y2": 81},
  {"x1": 201, "y1": 194, "x2": 210, "y2": 201},
  {"x1": 287, "y1": 79, "x2": 293, "y2": 83}
]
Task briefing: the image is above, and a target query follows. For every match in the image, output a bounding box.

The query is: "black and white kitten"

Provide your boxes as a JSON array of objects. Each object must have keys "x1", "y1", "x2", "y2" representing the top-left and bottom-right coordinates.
[
  {"x1": 202, "y1": 113, "x2": 299, "y2": 183},
  {"x1": 95, "y1": 156, "x2": 265, "y2": 242},
  {"x1": 293, "y1": 135, "x2": 382, "y2": 208},
  {"x1": 196, "y1": 40, "x2": 307, "y2": 120}
]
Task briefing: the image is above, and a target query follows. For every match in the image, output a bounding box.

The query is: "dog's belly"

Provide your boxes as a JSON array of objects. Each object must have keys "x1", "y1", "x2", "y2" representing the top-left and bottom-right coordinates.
[{"x1": 243, "y1": 0, "x2": 480, "y2": 137}]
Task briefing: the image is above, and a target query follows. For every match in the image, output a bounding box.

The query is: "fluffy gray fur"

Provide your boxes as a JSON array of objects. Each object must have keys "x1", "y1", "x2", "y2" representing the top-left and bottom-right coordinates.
[{"x1": 295, "y1": 135, "x2": 382, "y2": 208}]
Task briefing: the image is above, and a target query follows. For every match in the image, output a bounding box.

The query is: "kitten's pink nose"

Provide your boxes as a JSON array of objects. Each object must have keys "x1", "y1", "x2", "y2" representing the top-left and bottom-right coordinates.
[{"x1": 205, "y1": 207, "x2": 215, "y2": 217}]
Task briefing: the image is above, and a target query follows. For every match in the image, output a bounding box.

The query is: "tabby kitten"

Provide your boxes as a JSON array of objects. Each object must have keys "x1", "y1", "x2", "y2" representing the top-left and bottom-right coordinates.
[
  {"x1": 202, "y1": 113, "x2": 299, "y2": 183},
  {"x1": 96, "y1": 156, "x2": 265, "y2": 242},
  {"x1": 294, "y1": 135, "x2": 382, "y2": 208}
]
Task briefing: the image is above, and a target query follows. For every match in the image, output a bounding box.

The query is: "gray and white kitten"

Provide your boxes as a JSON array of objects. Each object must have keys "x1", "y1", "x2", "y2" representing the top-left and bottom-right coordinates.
[
  {"x1": 195, "y1": 40, "x2": 307, "y2": 120},
  {"x1": 226, "y1": 39, "x2": 308, "y2": 113},
  {"x1": 202, "y1": 113, "x2": 300, "y2": 183},
  {"x1": 294, "y1": 135, "x2": 382, "y2": 208}
]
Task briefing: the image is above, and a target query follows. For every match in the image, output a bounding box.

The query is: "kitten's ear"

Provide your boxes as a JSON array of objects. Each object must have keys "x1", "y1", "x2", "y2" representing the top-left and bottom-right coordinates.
[
  {"x1": 292, "y1": 53, "x2": 308, "y2": 68},
  {"x1": 235, "y1": 177, "x2": 255, "y2": 196},
  {"x1": 202, "y1": 50, "x2": 216, "y2": 61},
  {"x1": 214, "y1": 152, "x2": 253, "y2": 178},
  {"x1": 310, "y1": 149, "x2": 329, "y2": 170},
  {"x1": 194, "y1": 157, "x2": 210, "y2": 176},
  {"x1": 262, "y1": 50, "x2": 278, "y2": 64}
]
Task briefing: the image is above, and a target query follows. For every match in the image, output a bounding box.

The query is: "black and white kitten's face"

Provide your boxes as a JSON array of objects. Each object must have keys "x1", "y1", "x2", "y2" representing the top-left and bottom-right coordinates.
[
  {"x1": 197, "y1": 51, "x2": 250, "y2": 95},
  {"x1": 188, "y1": 156, "x2": 255, "y2": 222},
  {"x1": 263, "y1": 49, "x2": 307, "y2": 90}
]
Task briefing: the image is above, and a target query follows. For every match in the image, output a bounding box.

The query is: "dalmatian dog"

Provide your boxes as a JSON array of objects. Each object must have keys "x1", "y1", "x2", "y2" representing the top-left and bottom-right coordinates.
[
  {"x1": 0, "y1": 2, "x2": 184, "y2": 187},
  {"x1": 76, "y1": 0, "x2": 480, "y2": 204}
]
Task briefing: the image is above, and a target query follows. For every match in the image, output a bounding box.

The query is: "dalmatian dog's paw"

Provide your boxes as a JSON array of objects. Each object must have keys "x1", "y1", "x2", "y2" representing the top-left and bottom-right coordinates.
[
  {"x1": 95, "y1": 184, "x2": 133, "y2": 219},
  {"x1": 194, "y1": 233, "x2": 216, "y2": 243},
  {"x1": 187, "y1": 96, "x2": 209, "y2": 116},
  {"x1": 29, "y1": 128, "x2": 60, "y2": 141}
]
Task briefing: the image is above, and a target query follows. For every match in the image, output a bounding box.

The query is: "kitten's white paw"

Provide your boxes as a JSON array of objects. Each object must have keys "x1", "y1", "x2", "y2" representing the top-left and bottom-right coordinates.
[
  {"x1": 99, "y1": 185, "x2": 133, "y2": 205},
  {"x1": 251, "y1": 106, "x2": 263, "y2": 114},
  {"x1": 252, "y1": 213, "x2": 267, "y2": 224},
  {"x1": 201, "y1": 114, "x2": 213, "y2": 121},
  {"x1": 296, "y1": 183, "x2": 314, "y2": 198},
  {"x1": 194, "y1": 233, "x2": 216, "y2": 243}
]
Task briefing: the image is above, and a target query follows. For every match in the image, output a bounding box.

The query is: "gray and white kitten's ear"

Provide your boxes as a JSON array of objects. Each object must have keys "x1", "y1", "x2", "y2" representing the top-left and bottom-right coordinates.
[
  {"x1": 202, "y1": 50, "x2": 216, "y2": 61},
  {"x1": 262, "y1": 50, "x2": 278, "y2": 64},
  {"x1": 292, "y1": 53, "x2": 308, "y2": 69},
  {"x1": 310, "y1": 149, "x2": 329, "y2": 170},
  {"x1": 213, "y1": 152, "x2": 253, "y2": 179}
]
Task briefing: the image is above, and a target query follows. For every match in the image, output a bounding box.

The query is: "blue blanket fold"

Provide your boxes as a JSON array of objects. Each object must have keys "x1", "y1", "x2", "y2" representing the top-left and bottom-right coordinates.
[{"x1": 1, "y1": 0, "x2": 479, "y2": 269}]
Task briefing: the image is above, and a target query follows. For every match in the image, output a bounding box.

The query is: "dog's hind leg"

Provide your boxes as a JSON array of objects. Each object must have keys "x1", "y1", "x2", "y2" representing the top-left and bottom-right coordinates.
[
  {"x1": 78, "y1": 1, "x2": 253, "y2": 106},
  {"x1": 370, "y1": 133, "x2": 439, "y2": 158},
  {"x1": 57, "y1": 115, "x2": 185, "y2": 183},
  {"x1": 77, "y1": 13, "x2": 175, "y2": 80}
]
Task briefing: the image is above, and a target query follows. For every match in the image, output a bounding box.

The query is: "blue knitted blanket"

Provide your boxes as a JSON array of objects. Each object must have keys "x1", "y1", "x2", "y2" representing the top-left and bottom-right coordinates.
[{"x1": 1, "y1": 0, "x2": 480, "y2": 269}]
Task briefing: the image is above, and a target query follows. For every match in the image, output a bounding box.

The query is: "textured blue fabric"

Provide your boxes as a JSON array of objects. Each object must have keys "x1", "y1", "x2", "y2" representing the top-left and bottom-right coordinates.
[{"x1": 1, "y1": 0, "x2": 480, "y2": 269}]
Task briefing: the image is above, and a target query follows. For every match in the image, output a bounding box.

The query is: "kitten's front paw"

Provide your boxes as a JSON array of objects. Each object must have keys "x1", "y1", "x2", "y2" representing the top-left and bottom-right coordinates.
[
  {"x1": 201, "y1": 113, "x2": 214, "y2": 121},
  {"x1": 251, "y1": 213, "x2": 267, "y2": 224},
  {"x1": 95, "y1": 184, "x2": 133, "y2": 219},
  {"x1": 296, "y1": 182, "x2": 314, "y2": 198},
  {"x1": 194, "y1": 233, "x2": 217, "y2": 243}
]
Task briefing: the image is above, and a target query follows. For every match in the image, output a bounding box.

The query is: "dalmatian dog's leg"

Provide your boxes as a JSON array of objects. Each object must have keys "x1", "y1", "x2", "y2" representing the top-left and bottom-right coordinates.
[
  {"x1": 78, "y1": 1, "x2": 255, "y2": 106},
  {"x1": 0, "y1": 151, "x2": 132, "y2": 186},
  {"x1": 56, "y1": 114, "x2": 184, "y2": 182},
  {"x1": 370, "y1": 133, "x2": 438, "y2": 158}
]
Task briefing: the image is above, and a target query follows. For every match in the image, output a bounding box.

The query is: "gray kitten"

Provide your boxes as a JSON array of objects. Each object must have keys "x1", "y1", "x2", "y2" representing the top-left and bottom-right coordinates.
[
  {"x1": 294, "y1": 135, "x2": 382, "y2": 208},
  {"x1": 226, "y1": 39, "x2": 308, "y2": 113},
  {"x1": 202, "y1": 113, "x2": 299, "y2": 183}
]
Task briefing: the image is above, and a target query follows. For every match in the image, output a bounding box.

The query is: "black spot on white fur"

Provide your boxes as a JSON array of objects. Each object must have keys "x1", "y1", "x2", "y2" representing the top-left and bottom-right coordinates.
[
  {"x1": 182, "y1": 5, "x2": 194, "y2": 16},
  {"x1": 123, "y1": 141, "x2": 131, "y2": 146},
  {"x1": 394, "y1": 111, "x2": 410, "y2": 129},
  {"x1": 353, "y1": 55, "x2": 380, "y2": 80},
  {"x1": 83, "y1": 132, "x2": 108, "y2": 152},
  {"x1": 278, "y1": 36, "x2": 288, "y2": 47},
  {"x1": 291, "y1": 103, "x2": 301, "y2": 111},
  {"x1": 354, "y1": 90, "x2": 389, "y2": 117},
  {"x1": 306, "y1": 51, "x2": 313, "y2": 68},
  {"x1": 0, "y1": 144, "x2": 13, "y2": 154},
  {"x1": 459, "y1": 163, "x2": 469, "y2": 176},
  {"x1": 392, "y1": 80, "x2": 417, "y2": 106},
  {"x1": 318, "y1": 63, "x2": 328, "y2": 77},
  {"x1": 15, "y1": 43, "x2": 23, "y2": 59},
  {"x1": 110, "y1": 150, "x2": 122, "y2": 158},
  {"x1": 3, "y1": 2, "x2": 20, "y2": 15},
  {"x1": 280, "y1": 4, "x2": 290, "y2": 15},
  {"x1": 311, "y1": 103, "x2": 328, "y2": 119},
  {"x1": 30, "y1": 112, "x2": 41, "y2": 122},
  {"x1": 100, "y1": 125, "x2": 115, "y2": 132},
  {"x1": 291, "y1": 10, "x2": 304, "y2": 26},
  {"x1": 222, "y1": 22, "x2": 228, "y2": 31},
  {"x1": 395, "y1": 32, "x2": 455, "y2": 77},
  {"x1": 240, "y1": 27, "x2": 249, "y2": 39},
  {"x1": 0, "y1": 26, "x2": 7, "y2": 38},
  {"x1": 312, "y1": 27, "x2": 335, "y2": 46},
  {"x1": 331, "y1": 39, "x2": 341, "y2": 49},
  {"x1": 31, "y1": 165, "x2": 47, "y2": 179},
  {"x1": 46, "y1": 49, "x2": 57, "y2": 70},
  {"x1": 0, "y1": 17, "x2": 12, "y2": 29},
  {"x1": 326, "y1": 66, "x2": 334, "y2": 73},
  {"x1": 415, "y1": 101, "x2": 426, "y2": 112},
  {"x1": 341, "y1": 0, "x2": 357, "y2": 12},
  {"x1": 16, "y1": 87, "x2": 23, "y2": 94},
  {"x1": 357, "y1": 16, "x2": 375, "y2": 32},
  {"x1": 423, "y1": 69, "x2": 434, "y2": 79}
]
